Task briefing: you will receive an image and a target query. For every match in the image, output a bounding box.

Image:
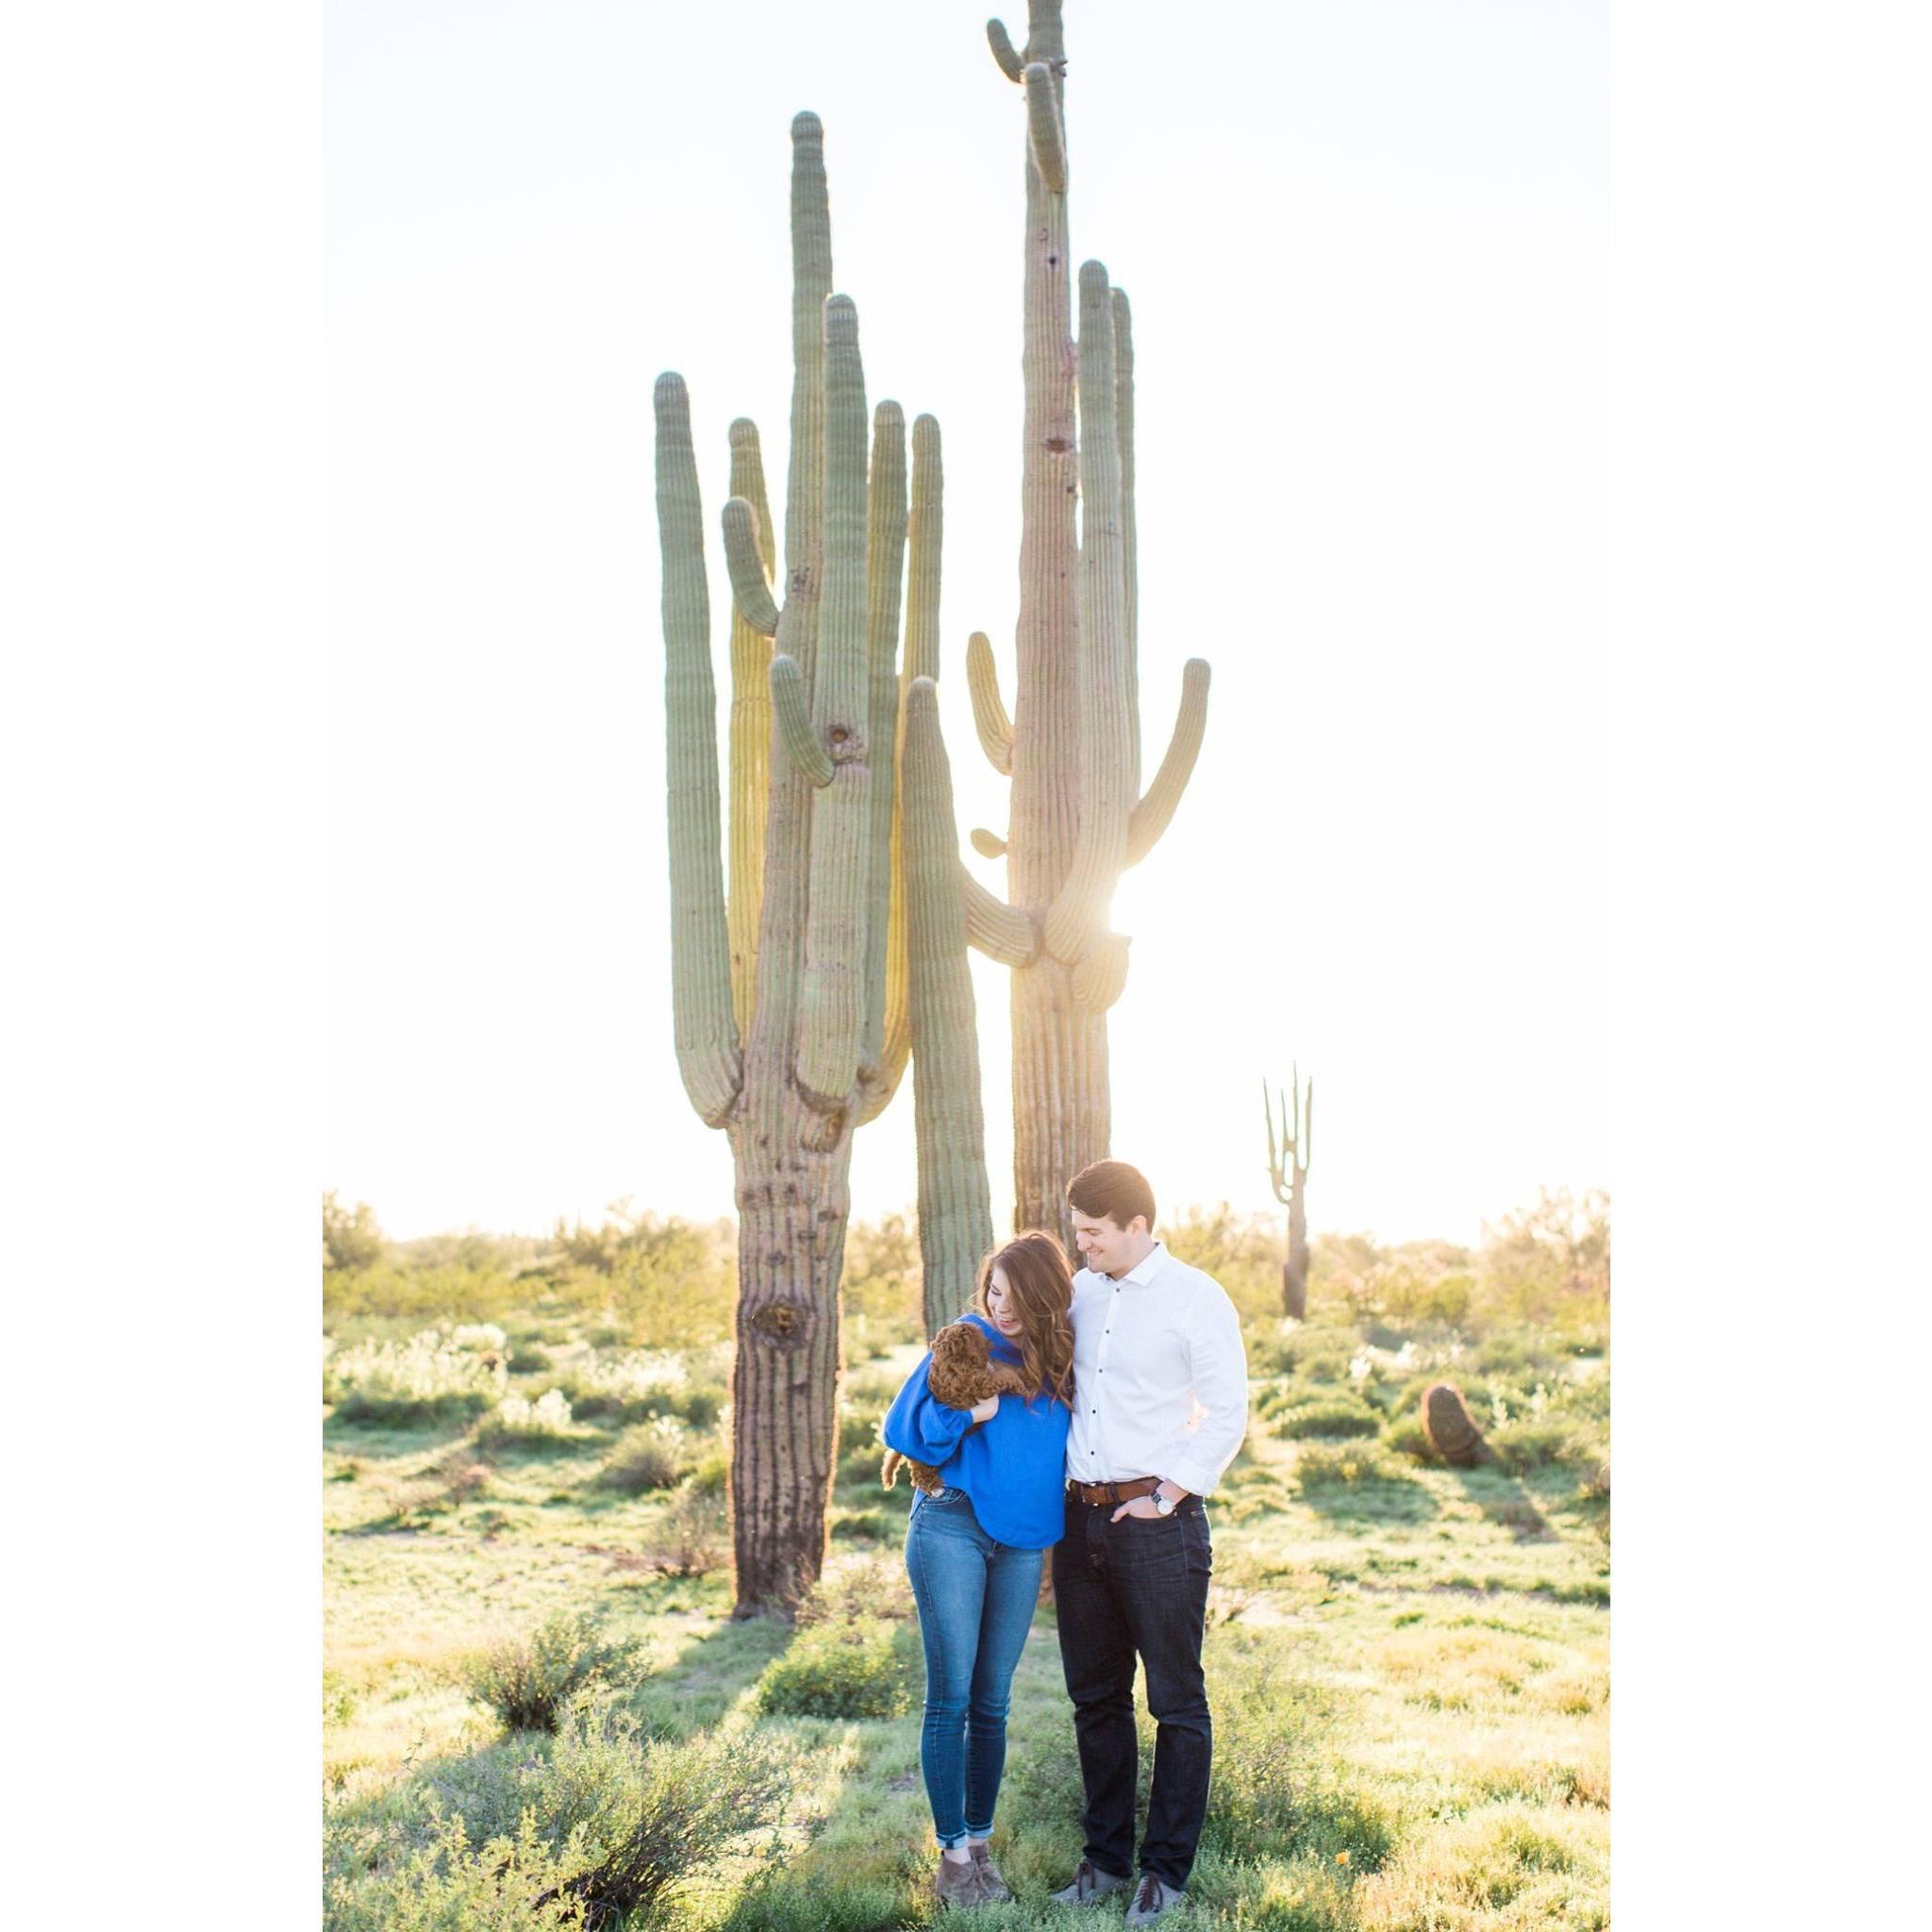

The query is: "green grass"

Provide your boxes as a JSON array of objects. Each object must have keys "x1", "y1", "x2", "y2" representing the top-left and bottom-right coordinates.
[{"x1": 325, "y1": 1315, "x2": 1607, "y2": 1930}]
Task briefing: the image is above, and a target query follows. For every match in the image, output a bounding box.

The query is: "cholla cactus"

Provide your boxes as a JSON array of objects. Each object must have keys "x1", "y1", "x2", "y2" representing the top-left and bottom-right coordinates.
[
  {"x1": 1264, "y1": 1068, "x2": 1314, "y2": 1318},
  {"x1": 958, "y1": 3, "x2": 1212, "y2": 1241}
]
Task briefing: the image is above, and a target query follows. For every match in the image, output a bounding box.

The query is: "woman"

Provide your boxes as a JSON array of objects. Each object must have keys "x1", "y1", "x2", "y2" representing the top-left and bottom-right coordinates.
[{"x1": 882, "y1": 1229, "x2": 1076, "y2": 1910}]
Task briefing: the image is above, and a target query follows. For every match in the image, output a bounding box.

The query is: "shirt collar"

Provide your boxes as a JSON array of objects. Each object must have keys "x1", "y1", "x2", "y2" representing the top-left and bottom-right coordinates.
[{"x1": 1114, "y1": 1239, "x2": 1168, "y2": 1288}]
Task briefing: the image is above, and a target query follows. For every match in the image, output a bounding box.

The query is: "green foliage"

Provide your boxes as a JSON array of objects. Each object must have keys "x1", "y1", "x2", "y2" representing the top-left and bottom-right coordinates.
[
  {"x1": 324, "y1": 1191, "x2": 386, "y2": 1275},
  {"x1": 840, "y1": 1211, "x2": 925, "y2": 1355},
  {"x1": 331, "y1": 1711, "x2": 792, "y2": 1932},
  {"x1": 475, "y1": 1390, "x2": 582, "y2": 1453},
  {"x1": 324, "y1": 1808, "x2": 588, "y2": 1932},
  {"x1": 543, "y1": 1347, "x2": 726, "y2": 1430},
  {"x1": 1293, "y1": 1441, "x2": 1404, "y2": 1488},
  {"x1": 511, "y1": 1709, "x2": 791, "y2": 1925},
  {"x1": 650, "y1": 1480, "x2": 731, "y2": 1578},
  {"x1": 537, "y1": 1204, "x2": 739, "y2": 1349},
  {"x1": 325, "y1": 1326, "x2": 507, "y2": 1424},
  {"x1": 1288, "y1": 1191, "x2": 1608, "y2": 1339},
  {"x1": 462, "y1": 1612, "x2": 640, "y2": 1734},
  {"x1": 600, "y1": 1418, "x2": 696, "y2": 1494},
  {"x1": 756, "y1": 1615, "x2": 913, "y2": 1719},
  {"x1": 1268, "y1": 1399, "x2": 1384, "y2": 1441}
]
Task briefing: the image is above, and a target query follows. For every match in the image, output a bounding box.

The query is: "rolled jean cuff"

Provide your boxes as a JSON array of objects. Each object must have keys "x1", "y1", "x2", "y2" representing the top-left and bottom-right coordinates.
[
  {"x1": 935, "y1": 1826, "x2": 972, "y2": 1852},
  {"x1": 966, "y1": 1820, "x2": 993, "y2": 1840}
]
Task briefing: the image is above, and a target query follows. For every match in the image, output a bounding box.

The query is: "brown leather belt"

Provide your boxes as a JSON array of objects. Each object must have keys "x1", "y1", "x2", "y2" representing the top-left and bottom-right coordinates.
[{"x1": 1069, "y1": 1476, "x2": 1161, "y2": 1507}]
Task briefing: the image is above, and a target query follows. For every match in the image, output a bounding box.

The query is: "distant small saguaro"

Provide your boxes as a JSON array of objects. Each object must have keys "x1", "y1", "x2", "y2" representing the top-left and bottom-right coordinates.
[{"x1": 1263, "y1": 1068, "x2": 1314, "y2": 1319}]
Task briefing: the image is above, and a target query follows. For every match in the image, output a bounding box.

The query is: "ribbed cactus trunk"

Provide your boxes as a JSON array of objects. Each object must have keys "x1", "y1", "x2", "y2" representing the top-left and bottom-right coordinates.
[
  {"x1": 1003, "y1": 1, "x2": 1102, "y2": 1246},
  {"x1": 1285, "y1": 1191, "x2": 1308, "y2": 1322},
  {"x1": 971, "y1": 4, "x2": 1210, "y2": 1247}
]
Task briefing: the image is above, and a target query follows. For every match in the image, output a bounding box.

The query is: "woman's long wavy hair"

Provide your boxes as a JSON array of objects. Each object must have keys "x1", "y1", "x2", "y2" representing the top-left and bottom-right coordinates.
[{"x1": 974, "y1": 1229, "x2": 1076, "y2": 1408}]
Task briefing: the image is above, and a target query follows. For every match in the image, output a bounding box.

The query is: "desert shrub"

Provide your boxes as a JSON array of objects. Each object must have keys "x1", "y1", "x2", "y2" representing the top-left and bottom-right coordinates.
[
  {"x1": 600, "y1": 1418, "x2": 695, "y2": 1494},
  {"x1": 352, "y1": 1711, "x2": 793, "y2": 1931},
  {"x1": 324, "y1": 1808, "x2": 588, "y2": 1932},
  {"x1": 756, "y1": 1615, "x2": 913, "y2": 1719},
  {"x1": 507, "y1": 1343, "x2": 552, "y2": 1374},
  {"x1": 475, "y1": 1389, "x2": 581, "y2": 1452},
  {"x1": 518, "y1": 1710, "x2": 791, "y2": 1925},
  {"x1": 841, "y1": 1212, "x2": 925, "y2": 1356},
  {"x1": 829, "y1": 1508, "x2": 887, "y2": 1541},
  {"x1": 325, "y1": 1326, "x2": 507, "y2": 1424},
  {"x1": 686, "y1": 1449, "x2": 729, "y2": 1495},
  {"x1": 650, "y1": 1481, "x2": 729, "y2": 1577},
  {"x1": 547, "y1": 1349, "x2": 726, "y2": 1430},
  {"x1": 1293, "y1": 1441, "x2": 1401, "y2": 1488},
  {"x1": 463, "y1": 1611, "x2": 640, "y2": 1733},
  {"x1": 1272, "y1": 1400, "x2": 1383, "y2": 1441},
  {"x1": 534, "y1": 1207, "x2": 738, "y2": 1349},
  {"x1": 1490, "y1": 1417, "x2": 1590, "y2": 1474},
  {"x1": 837, "y1": 1400, "x2": 885, "y2": 1457}
]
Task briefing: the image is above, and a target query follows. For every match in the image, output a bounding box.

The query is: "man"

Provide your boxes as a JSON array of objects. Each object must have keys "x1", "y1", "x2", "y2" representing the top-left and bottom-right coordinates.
[{"x1": 1048, "y1": 1159, "x2": 1249, "y2": 1926}]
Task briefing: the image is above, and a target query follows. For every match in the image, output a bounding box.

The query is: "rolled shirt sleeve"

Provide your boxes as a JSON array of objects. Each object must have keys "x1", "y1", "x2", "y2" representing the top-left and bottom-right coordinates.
[
  {"x1": 1159, "y1": 1288, "x2": 1249, "y2": 1498},
  {"x1": 881, "y1": 1352, "x2": 978, "y2": 1466}
]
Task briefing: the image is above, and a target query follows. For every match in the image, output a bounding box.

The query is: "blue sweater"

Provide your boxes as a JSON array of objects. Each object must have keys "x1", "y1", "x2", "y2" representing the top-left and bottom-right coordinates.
[{"x1": 881, "y1": 1313, "x2": 1072, "y2": 1550}]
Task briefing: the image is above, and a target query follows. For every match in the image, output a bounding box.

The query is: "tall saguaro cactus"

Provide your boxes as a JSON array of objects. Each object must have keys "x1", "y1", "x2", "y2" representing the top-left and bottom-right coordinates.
[
  {"x1": 964, "y1": 2, "x2": 1212, "y2": 1243},
  {"x1": 657, "y1": 112, "x2": 980, "y2": 1617},
  {"x1": 1264, "y1": 1068, "x2": 1314, "y2": 1320}
]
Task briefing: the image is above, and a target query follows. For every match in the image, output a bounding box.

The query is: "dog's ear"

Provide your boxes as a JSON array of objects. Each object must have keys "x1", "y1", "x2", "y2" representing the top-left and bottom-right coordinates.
[
  {"x1": 987, "y1": 1363, "x2": 1033, "y2": 1396},
  {"x1": 927, "y1": 1322, "x2": 992, "y2": 1408}
]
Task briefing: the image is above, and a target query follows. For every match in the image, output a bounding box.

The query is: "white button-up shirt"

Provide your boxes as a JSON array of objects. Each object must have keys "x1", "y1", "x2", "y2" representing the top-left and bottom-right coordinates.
[{"x1": 1064, "y1": 1239, "x2": 1249, "y2": 1498}]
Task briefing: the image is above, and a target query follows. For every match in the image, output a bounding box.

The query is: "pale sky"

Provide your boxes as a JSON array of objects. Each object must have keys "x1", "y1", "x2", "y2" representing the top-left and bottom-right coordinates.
[{"x1": 325, "y1": 0, "x2": 1610, "y2": 1248}]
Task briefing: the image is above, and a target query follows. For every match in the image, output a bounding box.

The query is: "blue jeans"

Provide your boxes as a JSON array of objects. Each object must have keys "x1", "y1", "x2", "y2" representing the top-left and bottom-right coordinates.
[{"x1": 903, "y1": 1485, "x2": 1043, "y2": 1850}]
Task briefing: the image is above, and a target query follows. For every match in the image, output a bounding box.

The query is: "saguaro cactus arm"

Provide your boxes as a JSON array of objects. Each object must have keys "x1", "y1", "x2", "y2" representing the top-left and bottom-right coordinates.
[
  {"x1": 987, "y1": 18, "x2": 1025, "y2": 82},
  {"x1": 771, "y1": 655, "x2": 833, "y2": 786},
  {"x1": 1263, "y1": 1076, "x2": 1291, "y2": 1203},
  {"x1": 722, "y1": 498, "x2": 780, "y2": 637},
  {"x1": 859, "y1": 400, "x2": 909, "y2": 1077},
  {"x1": 1124, "y1": 657, "x2": 1211, "y2": 866},
  {"x1": 1042, "y1": 261, "x2": 1134, "y2": 966},
  {"x1": 655, "y1": 371, "x2": 742, "y2": 1129},
  {"x1": 966, "y1": 631, "x2": 1014, "y2": 774},
  {"x1": 1024, "y1": 63, "x2": 1066, "y2": 193},
  {"x1": 962, "y1": 869, "x2": 1040, "y2": 967},
  {"x1": 795, "y1": 293, "x2": 875, "y2": 1113},
  {"x1": 903, "y1": 676, "x2": 995, "y2": 1332},
  {"x1": 863, "y1": 412, "x2": 943, "y2": 1125},
  {"x1": 1113, "y1": 285, "x2": 1140, "y2": 785},
  {"x1": 725, "y1": 419, "x2": 775, "y2": 1039}
]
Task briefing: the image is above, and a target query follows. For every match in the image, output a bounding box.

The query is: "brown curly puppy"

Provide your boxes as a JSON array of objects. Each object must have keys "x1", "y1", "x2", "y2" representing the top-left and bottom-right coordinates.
[{"x1": 881, "y1": 1321, "x2": 1035, "y2": 1496}]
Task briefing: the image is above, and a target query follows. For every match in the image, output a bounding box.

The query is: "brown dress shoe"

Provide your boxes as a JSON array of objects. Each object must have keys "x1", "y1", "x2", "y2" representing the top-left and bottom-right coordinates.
[
  {"x1": 935, "y1": 1852, "x2": 985, "y2": 1909},
  {"x1": 970, "y1": 1841, "x2": 1013, "y2": 1902}
]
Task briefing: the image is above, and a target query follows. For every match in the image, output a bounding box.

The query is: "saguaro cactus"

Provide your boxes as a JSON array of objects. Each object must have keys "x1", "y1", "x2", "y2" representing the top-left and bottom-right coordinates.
[
  {"x1": 1264, "y1": 1067, "x2": 1314, "y2": 1319},
  {"x1": 963, "y1": 2, "x2": 1212, "y2": 1244},
  {"x1": 657, "y1": 113, "x2": 985, "y2": 1617}
]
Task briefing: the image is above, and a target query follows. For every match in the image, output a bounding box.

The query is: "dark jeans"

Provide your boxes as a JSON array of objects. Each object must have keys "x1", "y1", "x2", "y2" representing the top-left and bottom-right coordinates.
[
  {"x1": 904, "y1": 1485, "x2": 1044, "y2": 1849},
  {"x1": 1051, "y1": 1490, "x2": 1214, "y2": 1890}
]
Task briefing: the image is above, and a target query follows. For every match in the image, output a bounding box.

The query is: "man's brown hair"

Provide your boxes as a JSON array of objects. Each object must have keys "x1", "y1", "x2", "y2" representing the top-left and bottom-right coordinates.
[{"x1": 1065, "y1": 1159, "x2": 1157, "y2": 1233}]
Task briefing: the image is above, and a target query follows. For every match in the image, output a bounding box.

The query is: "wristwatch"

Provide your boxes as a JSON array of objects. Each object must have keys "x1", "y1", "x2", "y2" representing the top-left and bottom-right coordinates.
[{"x1": 1153, "y1": 1487, "x2": 1176, "y2": 1517}]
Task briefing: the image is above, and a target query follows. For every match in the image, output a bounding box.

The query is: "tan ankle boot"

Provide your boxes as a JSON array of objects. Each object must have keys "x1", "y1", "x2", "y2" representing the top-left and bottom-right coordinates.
[
  {"x1": 935, "y1": 1852, "x2": 985, "y2": 1909},
  {"x1": 970, "y1": 1841, "x2": 1012, "y2": 1902}
]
